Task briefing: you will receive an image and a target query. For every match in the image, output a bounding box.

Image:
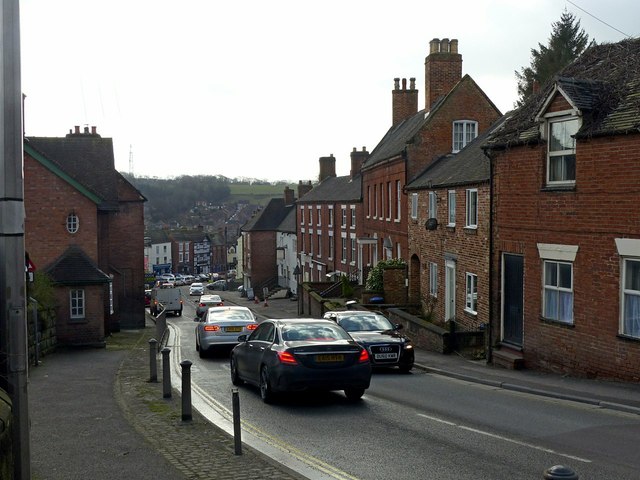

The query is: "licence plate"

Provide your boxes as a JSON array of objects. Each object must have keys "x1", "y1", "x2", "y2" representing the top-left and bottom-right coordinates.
[
  {"x1": 316, "y1": 354, "x2": 344, "y2": 362},
  {"x1": 225, "y1": 326, "x2": 242, "y2": 332},
  {"x1": 374, "y1": 353, "x2": 398, "y2": 360}
]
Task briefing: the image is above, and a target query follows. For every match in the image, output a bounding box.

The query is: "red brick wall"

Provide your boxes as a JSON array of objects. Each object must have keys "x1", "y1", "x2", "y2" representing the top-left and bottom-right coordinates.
[
  {"x1": 55, "y1": 285, "x2": 105, "y2": 346},
  {"x1": 409, "y1": 182, "x2": 490, "y2": 331},
  {"x1": 491, "y1": 133, "x2": 640, "y2": 381},
  {"x1": 248, "y1": 230, "x2": 277, "y2": 287}
]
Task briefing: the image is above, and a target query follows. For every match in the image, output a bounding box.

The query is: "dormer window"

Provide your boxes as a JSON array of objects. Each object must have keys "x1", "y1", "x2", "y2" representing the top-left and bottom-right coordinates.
[
  {"x1": 547, "y1": 117, "x2": 579, "y2": 185},
  {"x1": 452, "y1": 120, "x2": 477, "y2": 153}
]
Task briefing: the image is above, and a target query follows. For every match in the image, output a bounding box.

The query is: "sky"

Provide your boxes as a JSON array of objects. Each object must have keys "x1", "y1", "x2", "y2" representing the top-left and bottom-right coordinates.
[{"x1": 19, "y1": 0, "x2": 640, "y2": 183}]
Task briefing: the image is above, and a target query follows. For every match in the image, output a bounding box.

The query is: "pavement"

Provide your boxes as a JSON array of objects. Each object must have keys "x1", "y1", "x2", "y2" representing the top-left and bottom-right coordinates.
[{"x1": 28, "y1": 289, "x2": 640, "y2": 480}]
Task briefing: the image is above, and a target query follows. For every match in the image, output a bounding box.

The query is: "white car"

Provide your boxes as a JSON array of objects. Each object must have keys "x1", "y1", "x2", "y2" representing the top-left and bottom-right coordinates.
[{"x1": 189, "y1": 282, "x2": 205, "y2": 296}]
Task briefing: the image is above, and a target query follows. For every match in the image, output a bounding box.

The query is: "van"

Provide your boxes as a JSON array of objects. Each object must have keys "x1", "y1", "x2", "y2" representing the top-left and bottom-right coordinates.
[{"x1": 150, "y1": 283, "x2": 183, "y2": 316}]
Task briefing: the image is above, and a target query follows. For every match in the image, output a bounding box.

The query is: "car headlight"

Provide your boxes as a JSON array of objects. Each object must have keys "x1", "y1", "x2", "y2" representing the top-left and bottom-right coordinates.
[{"x1": 403, "y1": 343, "x2": 413, "y2": 350}]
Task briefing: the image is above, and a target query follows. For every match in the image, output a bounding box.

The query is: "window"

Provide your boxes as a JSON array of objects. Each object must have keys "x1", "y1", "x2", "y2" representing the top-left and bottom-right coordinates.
[
  {"x1": 350, "y1": 206, "x2": 356, "y2": 228},
  {"x1": 66, "y1": 213, "x2": 79, "y2": 234},
  {"x1": 547, "y1": 118, "x2": 578, "y2": 184},
  {"x1": 351, "y1": 236, "x2": 356, "y2": 264},
  {"x1": 328, "y1": 206, "x2": 334, "y2": 227},
  {"x1": 70, "y1": 289, "x2": 85, "y2": 318},
  {"x1": 448, "y1": 190, "x2": 456, "y2": 226},
  {"x1": 396, "y1": 180, "x2": 401, "y2": 221},
  {"x1": 543, "y1": 260, "x2": 573, "y2": 324},
  {"x1": 410, "y1": 193, "x2": 418, "y2": 219},
  {"x1": 373, "y1": 185, "x2": 378, "y2": 218},
  {"x1": 155, "y1": 245, "x2": 159, "y2": 254},
  {"x1": 317, "y1": 234, "x2": 322, "y2": 258},
  {"x1": 367, "y1": 186, "x2": 371, "y2": 218},
  {"x1": 429, "y1": 263, "x2": 438, "y2": 297},
  {"x1": 316, "y1": 206, "x2": 322, "y2": 226},
  {"x1": 309, "y1": 232, "x2": 314, "y2": 256},
  {"x1": 300, "y1": 207, "x2": 305, "y2": 225},
  {"x1": 465, "y1": 273, "x2": 477, "y2": 314},
  {"x1": 428, "y1": 191, "x2": 437, "y2": 219},
  {"x1": 329, "y1": 232, "x2": 334, "y2": 259},
  {"x1": 308, "y1": 206, "x2": 313, "y2": 226},
  {"x1": 466, "y1": 189, "x2": 478, "y2": 228},
  {"x1": 453, "y1": 120, "x2": 478, "y2": 152},
  {"x1": 341, "y1": 206, "x2": 347, "y2": 228},
  {"x1": 341, "y1": 236, "x2": 347, "y2": 262},
  {"x1": 387, "y1": 182, "x2": 392, "y2": 220},
  {"x1": 621, "y1": 258, "x2": 640, "y2": 338}
]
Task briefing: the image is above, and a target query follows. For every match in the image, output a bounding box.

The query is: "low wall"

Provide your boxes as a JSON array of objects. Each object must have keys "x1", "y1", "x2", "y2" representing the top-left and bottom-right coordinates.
[{"x1": 387, "y1": 308, "x2": 452, "y2": 354}]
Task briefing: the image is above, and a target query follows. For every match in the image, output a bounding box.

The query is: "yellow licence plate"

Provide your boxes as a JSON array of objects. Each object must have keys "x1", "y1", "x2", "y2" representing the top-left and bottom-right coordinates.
[
  {"x1": 316, "y1": 354, "x2": 344, "y2": 362},
  {"x1": 225, "y1": 326, "x2": 242, "y2": 332}
]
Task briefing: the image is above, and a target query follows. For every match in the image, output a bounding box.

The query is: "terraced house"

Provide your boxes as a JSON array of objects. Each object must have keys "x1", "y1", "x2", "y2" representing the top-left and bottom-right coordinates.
[{"x1": 485, "y1": 38, "x2": 640, "y2": 381}]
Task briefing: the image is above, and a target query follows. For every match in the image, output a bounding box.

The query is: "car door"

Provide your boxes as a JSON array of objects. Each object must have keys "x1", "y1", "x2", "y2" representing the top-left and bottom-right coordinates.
[{"x1": 241, "y1": 322, "x2": 275, "y2": 384}]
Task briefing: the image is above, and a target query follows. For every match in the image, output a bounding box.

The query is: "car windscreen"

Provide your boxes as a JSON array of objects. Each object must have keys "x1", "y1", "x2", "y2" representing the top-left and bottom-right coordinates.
[
  {"x1": 338, "y1": 314, "x2": 394, "y2": 332},
  {"x1": 282, "y1": 324, "x2": 351, "y2": 341}
]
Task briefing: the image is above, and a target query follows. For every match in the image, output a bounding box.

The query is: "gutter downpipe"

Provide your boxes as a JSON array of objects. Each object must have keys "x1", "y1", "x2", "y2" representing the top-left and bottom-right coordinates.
[{"x1": 486, "y1": 147, "x2": 494, "y2": 365}]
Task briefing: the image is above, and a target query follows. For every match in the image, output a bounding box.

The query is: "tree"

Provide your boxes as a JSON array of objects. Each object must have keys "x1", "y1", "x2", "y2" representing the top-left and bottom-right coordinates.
[{"x1": 515, "y1": 10, "x2": 592, "y2": 105}]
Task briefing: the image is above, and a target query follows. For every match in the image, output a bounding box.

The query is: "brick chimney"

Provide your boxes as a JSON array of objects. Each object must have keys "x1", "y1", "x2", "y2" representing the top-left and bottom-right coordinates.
[
  {"x1": 318, "y1": 154, "x2": 336, "y2": 182},
  {"x1": 350, "y1": 146, "x2": 369, "y2": 179},
  {"x1": 297, "y1": 180, "x2": 313, "y2": 199},
  {"x1": 284, "y1": 186, "x2": 295, "y2": 205},
  {"x1": 392, "y1": 77, "x2": 418, "y2": 126},
  {"x1": 425, "y1": 38, "x2": 462, "y2": 110}
]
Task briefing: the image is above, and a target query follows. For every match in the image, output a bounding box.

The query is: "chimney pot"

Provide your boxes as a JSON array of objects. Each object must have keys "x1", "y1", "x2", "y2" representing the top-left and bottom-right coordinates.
[
  {"x1": 394, "y1": 78, "x2": 400, "y2": 90},
  {"x1": 410, "y1": 77, "x2": 416, "y2": 90},
  {"x1": 450, "y1": 39, "x2": 458, "y2": 53},
  {"x1": 91, "y1": 126, "x2": 97, "y2": 134},
  {"x1": 430, "y1": 38, "x2": 440, "y2": 54},
  {"x1": 440, "y1": 38, "x2": 450, "y2": 52}
]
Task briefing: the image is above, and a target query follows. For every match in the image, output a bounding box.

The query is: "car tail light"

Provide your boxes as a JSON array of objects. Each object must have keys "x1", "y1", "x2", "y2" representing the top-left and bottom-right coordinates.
[
  {"x1": 217, "y1": 302, "x2": 224, "y2": 306},
  {"x1": 246, "y1": 323, "x2": 258, "y2": 330},
  {"x1": 277, "y1": 351, "x2": 298, "y2": 365},
  {"x1": 358, "y1": 348, "x2": 370, "y2": 363},
  {"x1": 204, "y1": 325, "x2": 220, "y2": 332},
  {"x1": 198, "y1": 303, "x2": 205, "y2": 307}
]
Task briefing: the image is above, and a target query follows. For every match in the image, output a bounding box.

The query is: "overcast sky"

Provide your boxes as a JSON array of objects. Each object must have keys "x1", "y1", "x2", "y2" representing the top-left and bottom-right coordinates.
[{"x1": 19, "y1": 0, "x2": 639, "y2": 183}]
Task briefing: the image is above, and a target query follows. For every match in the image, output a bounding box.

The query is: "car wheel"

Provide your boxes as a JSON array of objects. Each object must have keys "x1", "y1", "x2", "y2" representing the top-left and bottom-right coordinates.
[
  {"x1": 199, "y1": 346, "x2": 207, "y2": 358},
  {"x1": 399, "y1": 363, "x2": 413, "y2": 373},
  {"x1": 259, "y1": 366, "x2": 274, "y2": 404},
  {"x1": 230, "y1": 356, "x2": 242, "y2": 386},
  {"x1": 195, "y1": 335, "x2": 200, "y2": 352},
  {"x1": 344, "y1": 388, "x2": 365, "y2": 401},
  {"x1": 177, "y1": 308, "x2": 182, "y2": 317}
]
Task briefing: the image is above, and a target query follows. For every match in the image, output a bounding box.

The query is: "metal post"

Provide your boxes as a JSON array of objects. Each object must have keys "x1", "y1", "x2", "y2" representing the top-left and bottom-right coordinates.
[
  {"x1": 232, "y1": 388, "x2": 242, "y2": 455},
  {"x1": 29, "y1": 297, "x2": 39, "y2": 366},
  {"x1": 0, "y1": 1, "x2": 30, "y2": 477},
  {"x1": 148, "y1": 339, "x2": 158, "y2": 382},
  {"x1": 161, "y1": 347, "x2": 171, "y2": 398},
  {"x1": 543, "y1": 465, "x2": 578, "y2": 479},
  {"x1": 180, "y1": 360, "x2": 192, "y2": 421}
]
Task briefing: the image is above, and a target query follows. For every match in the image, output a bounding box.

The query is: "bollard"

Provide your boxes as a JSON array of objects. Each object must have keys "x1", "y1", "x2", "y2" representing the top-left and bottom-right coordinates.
[
  {"x1": 543, "y1": 465, "x2": 578, "y2": 479},
  {"x1": 149, "y1": 339, "x2": 158, "y2": 382},
  {"x1": 180, "y1": 360, "x2": 193, "y2": 421},
  {"x1": 161, "y1": 347, "x2": 171, "y2": 398},
  {"x1": 232, "y1": 388, "x2": 242, "y2": 455}
]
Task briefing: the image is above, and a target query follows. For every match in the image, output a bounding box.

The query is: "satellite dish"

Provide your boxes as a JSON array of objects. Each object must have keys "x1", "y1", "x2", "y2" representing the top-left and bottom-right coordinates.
[{"x1": 425, "y1": 218, "x2": 438, "y2": 230}]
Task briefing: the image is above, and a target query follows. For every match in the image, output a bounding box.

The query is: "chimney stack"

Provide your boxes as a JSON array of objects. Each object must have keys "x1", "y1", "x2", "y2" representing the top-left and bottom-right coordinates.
[
  {"x1": 350, "y1": 146, "x2": 369, "y2": 179},
  {"x1": 297, "y1": 180, "x2": 313, "y2": 199},
  {"x1": 318, "y1": 154, "x2": 336, "y2": 182},
  {"x1": 284, "y1": 186, "x2": 295, "y2": 205},
  {"x1": 392, "y1": 77, "x2": 418, "y2": 126},
  {"x1": 74, "y1": 125, "x2": 80, "y2": 134},
  {"x1": 425, "y1": 38, "x2": 462, "y2": 110}
]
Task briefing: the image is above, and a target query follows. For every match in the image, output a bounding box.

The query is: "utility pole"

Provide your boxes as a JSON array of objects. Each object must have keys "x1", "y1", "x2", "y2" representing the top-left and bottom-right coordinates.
[{"x1": 0, "y1": 1, "x2": 30, "y2": 478}]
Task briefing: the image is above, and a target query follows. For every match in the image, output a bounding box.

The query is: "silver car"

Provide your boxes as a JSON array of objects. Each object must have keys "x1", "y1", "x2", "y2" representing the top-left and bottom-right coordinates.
[{"x1": 195, "y1": 306, "x2": 258, "y2": 358}]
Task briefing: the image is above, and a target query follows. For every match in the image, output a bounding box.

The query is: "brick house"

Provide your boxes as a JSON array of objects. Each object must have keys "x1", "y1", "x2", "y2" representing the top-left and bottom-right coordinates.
[
  {"x1": 297, "y1": 151, "x2": 368, "y2": 284},
  {"x1": 406, "y1": 121, "x2": 503, "y2": 331},
  {"x1": 24, "y1": 126, "x2": 146, "y2": 344},
  {"x1": 360, "y1": 38, "x2": 501, "y2": 276},
  {"x1": 169, "y1": 229, "x2": 212, "y2": 275},
  {"x1": 241, "y1": 188, "x2": 300, "y2": 297},
  {"x1": 485, "y1": 38, "x2": 640, "y2": 381}
]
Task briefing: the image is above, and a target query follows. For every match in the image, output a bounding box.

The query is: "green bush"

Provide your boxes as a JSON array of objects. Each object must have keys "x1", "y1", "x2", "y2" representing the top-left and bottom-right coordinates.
[
  {"x1": 28, "y1": 272, "x2": 57, "y2": 312},
  {"x1": 365, "y1": 258, "x2": 406, "y2": 291},
  {"x1": 341, "y1": 274, "x2": 354, "y2": 298}
]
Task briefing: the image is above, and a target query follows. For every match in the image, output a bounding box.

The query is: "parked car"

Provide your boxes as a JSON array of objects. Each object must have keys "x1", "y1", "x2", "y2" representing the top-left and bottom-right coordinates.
[
  {"x1": 144, "y1": 289, "x2": 152, "y2": 307},
  {"x1": 195, "y1": 306, "x2": 258, "y2": 358},
  {"x1": 182, "y1": 274, "x2": 195, "y2": 284},
  {"x1": 323, "y1": 310, "x2": 414, "y2": 372},
  {"x1": 150, "y1": 283, "x2": 183, "y2": 316},
  {"x1": 157, "y1": 273, "x2": 175, "y2": 283},
  {"x1": 174, "y1": 274, "x2": 186, "y2": 286},
  {"x1": 195, "y1": 294, "x2": 224, "y2": 318},
  {"x1": 189, "y1": 282, "x2": 205, "y2": 296},
  {"x1": 206, "y1": 279, "x2": 228, "y2": 291},
  {"x1": 230, "y1": 318, "x2": 372, "y2": 403}
]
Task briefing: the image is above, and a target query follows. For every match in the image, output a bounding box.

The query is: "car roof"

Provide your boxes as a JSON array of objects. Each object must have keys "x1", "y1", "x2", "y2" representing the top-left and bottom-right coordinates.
[{"x1": 191, "y1": 282, "x2": 203, "y2": 286}]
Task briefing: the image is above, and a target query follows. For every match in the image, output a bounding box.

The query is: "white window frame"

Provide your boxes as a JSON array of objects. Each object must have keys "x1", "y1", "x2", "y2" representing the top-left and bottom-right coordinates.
[
  {"x1": 448, "y1": 190, "x2": 456, "y2": 226},
  {"x1": 410, "y1": 193, "x2": 418, "y2": 220},
  {"x1": 316, "y1": 205, "x2": 322, "y2": 226},
  {"x1": 70, "y1": 289, "x2": 85, "y2": 319},
  {"x1": 547, "y1": 116, "x2": 579, "y2": 186},
  {"x1": 429, "y1": 262, "x2": 438, "y2": 297},
  {"x1": 66, "y1": 213, "x2": 79, "y2": 234},
  {"x1": 465, "y1": 189, "x2": 478, "y2": 228},
  {"x1": 374, "y1": 185, "x2": 378, "y2": 218},
  {"x1": 308, "y1": 206, "x2": 313, "y2": 226},
  {"x1": 543, "y1": 260, "x2": 574, "y2": 324},
  {"x1": 328, "y1": 206, "x2": 334, "y2": 227},
  {"x1": 350, "y1": 205, "x2": 356, "y2": 229},
  {"x1": 465, "y1": 272, "x2": 478, "y2": 314},
  {"x1": 452, "y1": 120, "x2": 478, "y2": 153},
  {"x1": 341, "y1": 234, "x2": 347, "y2": 263},
  {"x1": 428, "y1": 191, "x2": 437, "y2": 219},
  {"x1": 328, "y1": 232, "x2": 334, "y2": 260},
  {"x1": 341, "y1": 206, "x2": 347, "y2": 228},
  {"x1": 387, "y1": 182, "x2": 392, "y2": 220},
  {"x1": 621, "y1": 257, "x2": 640, "y2": 338},
  {"x1": 367, "y1": 186, "x2": 371, "y2": 218},
  {"x1": 396, "y1": 180, "x2": 401, "y2": 221},
  {"x1": 300, "y1": 207, "x2": 305, "y2": 225},
  {"x1": 317, "y1": 233, "x2": 322, "y2": 258},
  {"x1": 350, "y1": 235, "x2": 356, "y2": 265}
]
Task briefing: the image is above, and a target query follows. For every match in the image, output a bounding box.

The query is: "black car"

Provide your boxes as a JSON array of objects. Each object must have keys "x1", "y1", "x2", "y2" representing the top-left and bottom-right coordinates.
[
  {"x1": 323, "y1": 310, "x2": 414, "y2": 372},
  {"x1": 230, "y1": 319, "x2": 372, "y2": 403}
]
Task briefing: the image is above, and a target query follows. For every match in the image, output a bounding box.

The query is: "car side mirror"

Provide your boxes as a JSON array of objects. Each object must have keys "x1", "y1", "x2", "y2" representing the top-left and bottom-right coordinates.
[
  {"x1": 395, "y1": 323, "x2": 403, "y2": 330},
  {"x1": 237, "y1": 334, "x2": 248, "y2": 342}
]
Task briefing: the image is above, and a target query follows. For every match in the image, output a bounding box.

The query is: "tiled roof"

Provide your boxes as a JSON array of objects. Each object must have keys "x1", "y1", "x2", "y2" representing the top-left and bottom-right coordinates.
[
  {"x1": 44, "y1": 245, "x2": 111, "y2": 286},
  {"x1": 26, "y1": 132, "x2": 120, "y2": 210},
  {"x1": 406, "y1": 118, "x2": 507, "y2": 190},
  {"x1": 298, "y1": 174, "x2": 361, "y2": 203},
  {"x1": 169, "y1": 230, "x2": 211, "y2": 242},
  {"x1": 278, "y1": 207, "x2": 297, "y2": 234},
  {"x1": 485, "y1": 38, "x2": 640, "y2": 148},
  {"x1": 242, "y1": 198, "x2": 294, "y2": 232}
]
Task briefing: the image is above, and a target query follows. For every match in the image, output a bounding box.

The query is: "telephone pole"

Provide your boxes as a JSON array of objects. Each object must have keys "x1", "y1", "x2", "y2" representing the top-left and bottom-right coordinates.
[{"x1": 0, "y1": 1, "x2": 31, "y2": 478}]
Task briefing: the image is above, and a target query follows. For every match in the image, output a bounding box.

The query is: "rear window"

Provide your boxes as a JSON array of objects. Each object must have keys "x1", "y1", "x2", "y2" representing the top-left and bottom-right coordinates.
[
  {"x1": 282, "y1": 324, "x2": 351, "y2": 341},
  {"x1": 208, "y1": 309, "x2": 254, "y2": 321}
]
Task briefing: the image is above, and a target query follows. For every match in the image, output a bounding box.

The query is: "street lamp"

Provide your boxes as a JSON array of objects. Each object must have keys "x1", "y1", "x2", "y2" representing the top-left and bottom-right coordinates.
[{"x1": 293, "y1": 265, "x2": 302, "y2": 316}]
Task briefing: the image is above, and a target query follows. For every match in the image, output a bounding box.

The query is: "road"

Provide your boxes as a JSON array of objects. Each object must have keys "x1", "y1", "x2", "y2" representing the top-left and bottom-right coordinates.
[{"x1": 168, "y1": 291, "x2": 640, "y2": 480}]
